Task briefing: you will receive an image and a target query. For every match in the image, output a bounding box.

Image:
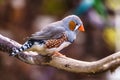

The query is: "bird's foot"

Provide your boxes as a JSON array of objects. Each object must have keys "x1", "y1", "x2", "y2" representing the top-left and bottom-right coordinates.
[{"x1": 52, "y1": 51, "x2": 65, "y2": 57}]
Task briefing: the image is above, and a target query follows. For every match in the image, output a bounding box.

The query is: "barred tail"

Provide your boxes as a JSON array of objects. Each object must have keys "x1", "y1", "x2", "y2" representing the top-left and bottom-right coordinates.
[{"x1": 11, "y1": 40, "x2": 33, "y2": 56}]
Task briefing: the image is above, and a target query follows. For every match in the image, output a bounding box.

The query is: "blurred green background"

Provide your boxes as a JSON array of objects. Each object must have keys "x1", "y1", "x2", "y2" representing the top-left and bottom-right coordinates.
[{"x1": 0, "y1": 0, "x2": 120, "y2": 80}]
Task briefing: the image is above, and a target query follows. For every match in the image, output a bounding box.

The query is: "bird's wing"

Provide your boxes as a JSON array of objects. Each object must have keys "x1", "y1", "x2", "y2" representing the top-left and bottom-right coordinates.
[{"x1": 29, "y1": 26, "x2": 66, "y2": 40}]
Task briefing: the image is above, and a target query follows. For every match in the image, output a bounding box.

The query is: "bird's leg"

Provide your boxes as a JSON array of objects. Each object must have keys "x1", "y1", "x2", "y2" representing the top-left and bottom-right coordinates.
[{"x1": 52, "y1": 51, "x2": 65, "y2": 57}]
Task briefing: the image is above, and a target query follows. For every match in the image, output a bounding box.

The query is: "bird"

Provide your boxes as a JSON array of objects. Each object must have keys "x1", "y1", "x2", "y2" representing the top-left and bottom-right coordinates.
[{"x1": 11, "y1": 15, "x2": 85, "y2": 56}]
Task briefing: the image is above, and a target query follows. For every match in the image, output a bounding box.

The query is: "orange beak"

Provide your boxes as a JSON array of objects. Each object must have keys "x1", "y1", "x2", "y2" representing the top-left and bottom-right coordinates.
[{"x1": 78, "y1": 24, "x2": 85, "y2": 32}]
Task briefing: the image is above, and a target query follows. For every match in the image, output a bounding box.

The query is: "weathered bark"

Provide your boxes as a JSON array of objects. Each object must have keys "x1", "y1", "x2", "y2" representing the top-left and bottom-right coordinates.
[{"x1": 0, "y1": 34, "x2": 120, "y2": 73}]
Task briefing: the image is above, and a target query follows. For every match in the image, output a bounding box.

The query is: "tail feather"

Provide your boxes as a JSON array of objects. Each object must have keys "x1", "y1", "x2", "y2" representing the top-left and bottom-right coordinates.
[
  {"x1": 10, "y1": 39, "x2": 45, "y2": 56},
  {"x1": 11, "y1": 40, "x2": 33, "y2": 56}
]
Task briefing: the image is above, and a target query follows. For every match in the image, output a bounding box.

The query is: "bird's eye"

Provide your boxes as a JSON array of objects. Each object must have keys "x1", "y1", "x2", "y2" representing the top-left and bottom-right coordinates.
[
  {"x1": 69, "y1": 21, "x2": 76, "y2": 31},
  {"x1": 76, "y1": 23, "x2": 78, "y2": 25}
]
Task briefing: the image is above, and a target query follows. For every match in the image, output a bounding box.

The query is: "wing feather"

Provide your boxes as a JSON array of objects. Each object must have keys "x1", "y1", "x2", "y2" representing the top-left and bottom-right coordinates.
[{"x1": 29, "y1": 25, "x2": 66, "y2": 40}]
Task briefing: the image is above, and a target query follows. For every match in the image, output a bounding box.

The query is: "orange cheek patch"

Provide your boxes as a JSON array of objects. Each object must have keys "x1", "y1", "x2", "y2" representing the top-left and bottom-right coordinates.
[{"x1": 69, "y1": 21, "x2": 76, "y2": 31}]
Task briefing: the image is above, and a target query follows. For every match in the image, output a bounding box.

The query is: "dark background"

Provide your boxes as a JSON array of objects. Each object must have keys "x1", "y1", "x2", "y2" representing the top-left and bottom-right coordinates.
[{"x1": 0, "y1": 0, "x2": 118, "y2": 80}]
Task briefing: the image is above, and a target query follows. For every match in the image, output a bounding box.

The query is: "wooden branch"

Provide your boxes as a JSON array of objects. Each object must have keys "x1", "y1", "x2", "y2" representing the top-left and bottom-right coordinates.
[{"x1": 0, "y1": 34, "x2": 120, "y2": 73}]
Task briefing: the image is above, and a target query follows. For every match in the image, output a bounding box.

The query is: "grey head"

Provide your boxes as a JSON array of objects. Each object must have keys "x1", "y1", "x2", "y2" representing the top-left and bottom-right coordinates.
[
  {"x1": 62, "y1": 15, "x2": 84, "y2": 32},
  {"x1": 62, "y1": 15, "x2": 85, "y2": 42}
]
